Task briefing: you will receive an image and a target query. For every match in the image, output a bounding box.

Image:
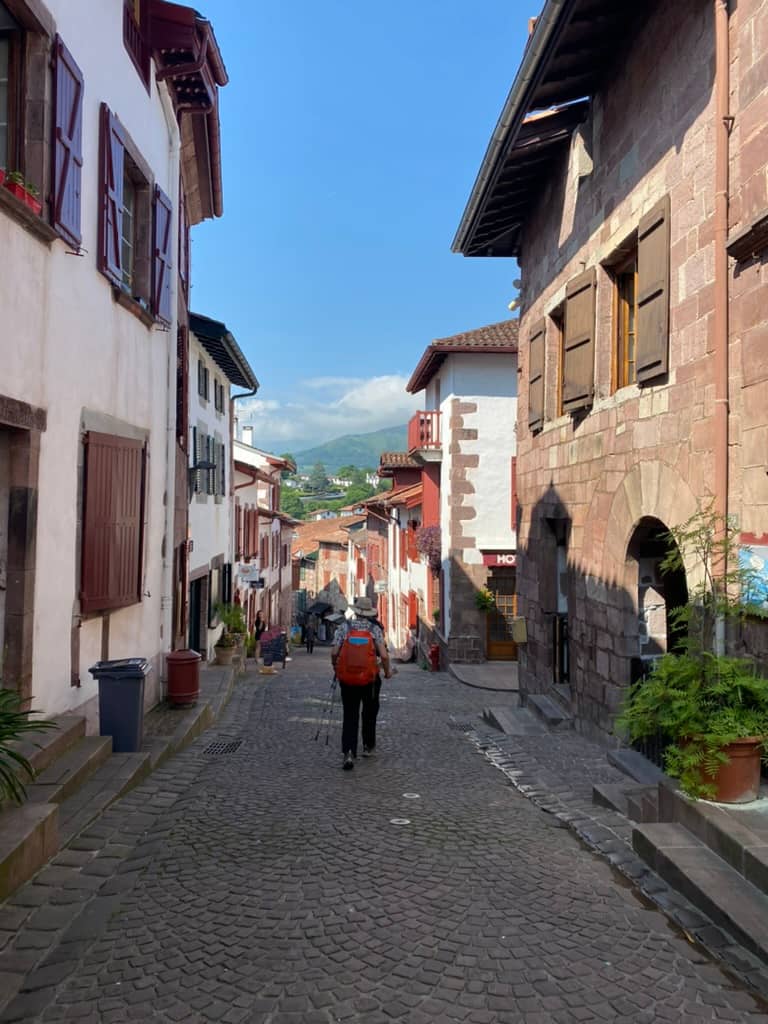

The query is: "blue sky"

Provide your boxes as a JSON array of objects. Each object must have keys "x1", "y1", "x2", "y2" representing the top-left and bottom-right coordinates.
[{"x1": 190, "y1": 0, "x2": 527, "y2": 453}]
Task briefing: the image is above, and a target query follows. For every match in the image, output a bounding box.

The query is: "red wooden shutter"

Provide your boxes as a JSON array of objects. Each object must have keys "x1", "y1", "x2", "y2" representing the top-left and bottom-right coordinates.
[
  {"x1": 528, "y1": 319, "x2": 545, "y2": 431},
  {"x1": 408, "y1": 590, "x2": 418, "y2": 629},
  {"x1": 81, "y1": 432, "x2": 146, "y2": 613},
  {"x1": 152, "y1": 184, "x2": 173, "y2": 325},
  {"x1": 562, "y1": 268, "x2": 596, "y2": 413},
  {"x1": 98, "y1": 104, "x2": 125, "y2": 286},
  {"x1": 636, "y1": 194, "x2": 671, "y2": 383},
  {"x1": 52, "y1": 37, "x2": 84, "y2": 247}
]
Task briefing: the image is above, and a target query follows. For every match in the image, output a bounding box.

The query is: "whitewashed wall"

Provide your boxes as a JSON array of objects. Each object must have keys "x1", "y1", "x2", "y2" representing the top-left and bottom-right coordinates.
[
  {"x1": 0, "y1": 1, "x2": 181, "y2": 715},
  {"x1": 425, "y1": 353, "x2": 518, "y2": 637},
  {"x1": 188, "y1": 334, "x2": 232, "y2": 573}
]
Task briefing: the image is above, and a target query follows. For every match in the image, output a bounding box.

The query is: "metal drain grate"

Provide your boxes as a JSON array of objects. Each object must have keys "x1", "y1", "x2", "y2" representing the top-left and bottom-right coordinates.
[{"x1": 203, "y1": 739, "x2": 243, "y2": 756}]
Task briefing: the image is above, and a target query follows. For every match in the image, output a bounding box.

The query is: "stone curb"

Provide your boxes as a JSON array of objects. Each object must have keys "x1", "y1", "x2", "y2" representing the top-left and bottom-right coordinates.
[{"x1": 470, "y1": 728, "x2": 768, "y2": 1001}]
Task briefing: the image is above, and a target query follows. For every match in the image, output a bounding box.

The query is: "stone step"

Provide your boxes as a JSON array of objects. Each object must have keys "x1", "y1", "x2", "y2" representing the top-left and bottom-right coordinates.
[
  {"x1": 607, "y1": 748, "x2": 667, "y2": 786},
  {"x1": 592, "y1": 782, "x2": 658, "y2": 821},
  {"x1": 57, "y1": 752, "x2": 151, "y2": 847},
  {"x1": 526, "y1": 693, "x2": 571, "y2": 730},
  {"x1": 26, "y1": 736, "x2": 113, "y2": 805},
  {"x1": 10, "y1": 715, "x2": 86, "y2": 779},
  {"x1": 482, "y1": 707, "x2": 546, "y2": 736},
  {"x1": 658, "y1": 779, "x2": 768, "y2": 894},
  {"x1": 0, "y1": 803, "x2": 58, "y2": 901},
  {"x1": 633, "y1": 822, "x2": 768, "y2": 964}
]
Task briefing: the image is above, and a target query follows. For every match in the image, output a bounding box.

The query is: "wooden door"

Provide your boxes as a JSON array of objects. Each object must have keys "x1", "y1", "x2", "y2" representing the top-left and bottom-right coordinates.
[{"x1": 486, "y1": 568, "x2": 518, "y2": 661}]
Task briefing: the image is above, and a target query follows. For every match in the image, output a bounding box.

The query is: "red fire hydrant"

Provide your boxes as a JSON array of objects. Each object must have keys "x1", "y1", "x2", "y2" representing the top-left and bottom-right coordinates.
[{"x1": 428, "y1": 643, "x2": 440, "y2": 673}]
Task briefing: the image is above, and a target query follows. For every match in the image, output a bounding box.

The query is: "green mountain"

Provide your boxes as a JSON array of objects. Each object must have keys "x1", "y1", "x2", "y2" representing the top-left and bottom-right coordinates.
[{"x1": 294, "y1": 425, "x2": 407, "y2": 474}]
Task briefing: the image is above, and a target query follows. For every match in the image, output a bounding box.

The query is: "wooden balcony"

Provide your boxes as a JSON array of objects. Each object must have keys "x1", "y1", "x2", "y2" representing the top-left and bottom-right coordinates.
[{"x1": 408, "y1": 410, "x2": 442, "y2": 461}]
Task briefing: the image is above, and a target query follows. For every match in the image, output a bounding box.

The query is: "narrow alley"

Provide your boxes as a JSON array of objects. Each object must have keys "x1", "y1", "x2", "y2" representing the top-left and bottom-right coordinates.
[{"x1": 0, "y1": 658, "x2": 765, "y2": 1024}]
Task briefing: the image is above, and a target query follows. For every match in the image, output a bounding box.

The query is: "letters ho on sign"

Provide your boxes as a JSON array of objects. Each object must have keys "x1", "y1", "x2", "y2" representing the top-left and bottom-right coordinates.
[{"x1": 481, "y1": 552, "x2": 517, "y2": 567}]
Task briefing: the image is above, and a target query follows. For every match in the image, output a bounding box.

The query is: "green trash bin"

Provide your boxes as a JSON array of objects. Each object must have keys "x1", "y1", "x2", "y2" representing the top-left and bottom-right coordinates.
[{"x1": 89, "y1": 658, "x2": 150, "y2": 752}]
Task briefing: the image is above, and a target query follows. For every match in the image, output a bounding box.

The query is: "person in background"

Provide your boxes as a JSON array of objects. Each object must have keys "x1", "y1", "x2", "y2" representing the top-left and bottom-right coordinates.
[
  {"x1": 331, "y1": 597, "x2": 391, "y2": 770},
  {"x1": 305, "y1": 616, "x2": 316, "y2": 654},
  {"x1": 253, "y1": 611, "x2": 266, "y2": 661}
]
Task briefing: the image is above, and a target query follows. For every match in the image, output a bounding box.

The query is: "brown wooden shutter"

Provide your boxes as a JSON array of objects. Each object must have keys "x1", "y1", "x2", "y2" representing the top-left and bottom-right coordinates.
[
  {"x1": 98, "y1": 104, "x2": 125, "y2": 286},
  {"x1": 562, "y1": 268, "x2": 596, "y2": 413},
  {"x1": 81, "y1": 432, "x2": 146, "y2": 613},
  {"x1": 152, "y1": 184, "x2": 173, "y2": 324},
  {"x1": 636, "y1": 194, "x2": 671, "y2": 383},
  {"x1": 527, "y1": 319, "x2": 545, "y2": 431},
  {"x1": 52, "y1": 37, "x2": 84, "y2": 247}
]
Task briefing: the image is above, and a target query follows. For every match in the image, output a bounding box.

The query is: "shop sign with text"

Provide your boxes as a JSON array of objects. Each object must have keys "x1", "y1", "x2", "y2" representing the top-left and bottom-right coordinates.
[{"x1": 482, "y1": 552, "x2": 517, "y2": 567}]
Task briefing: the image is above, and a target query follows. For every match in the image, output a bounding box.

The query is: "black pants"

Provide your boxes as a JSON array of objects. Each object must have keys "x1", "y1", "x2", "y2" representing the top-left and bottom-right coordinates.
[
  {"x1": 306, "y1": 636, "x2": 314, "y2": 653},
  {"x1": 339, "y1": 677, "x2": 381, "y2": 756}
]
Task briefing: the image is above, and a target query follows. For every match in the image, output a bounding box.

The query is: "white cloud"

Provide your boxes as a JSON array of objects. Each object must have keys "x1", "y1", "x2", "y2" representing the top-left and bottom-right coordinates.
[{"x1": 236, "y1": 374, "x2": 420, "y2": 450}]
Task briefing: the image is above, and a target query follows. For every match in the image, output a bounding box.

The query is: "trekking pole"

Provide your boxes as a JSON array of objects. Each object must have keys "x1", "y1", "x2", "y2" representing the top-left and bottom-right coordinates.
[
  {"x1": 313, "y1": 677, "x2": 335, "y2": 742},
  {"x1": 324, "y1": 677, "x2": 338, "y2": 746}
]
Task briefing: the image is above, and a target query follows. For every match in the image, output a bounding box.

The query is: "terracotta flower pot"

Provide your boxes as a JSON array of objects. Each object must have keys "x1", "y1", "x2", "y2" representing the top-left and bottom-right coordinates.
[
  {"x1": 24, "y1": 193, "x2": 41, "y2": 215},
  {"x1": 214, "y1": 644, "x2": 236, "y2": 667},
  {"x1": 700, "y1": 737, "x2": 763, "y2": 803}
]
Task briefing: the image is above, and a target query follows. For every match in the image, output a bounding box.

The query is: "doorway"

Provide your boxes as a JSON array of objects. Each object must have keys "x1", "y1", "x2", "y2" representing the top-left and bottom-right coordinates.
[
  {"x1": 628, "y1": 517, "x2": 688, "y2": 674},
  {"x1": 189, "y1": 575, "x2": 208, "y2": 655},
  {"x1": 486, "y1": 567, "x2": 518, "y2": 660}
]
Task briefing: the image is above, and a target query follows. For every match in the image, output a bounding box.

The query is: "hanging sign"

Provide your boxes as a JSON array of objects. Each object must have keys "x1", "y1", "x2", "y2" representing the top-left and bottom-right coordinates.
[
  {"x1": 481, "y1": 552, "x2": 517, "y2": 567},
  {"x1": 238, "y1": 562, "x2": 261, "y2": 582}
]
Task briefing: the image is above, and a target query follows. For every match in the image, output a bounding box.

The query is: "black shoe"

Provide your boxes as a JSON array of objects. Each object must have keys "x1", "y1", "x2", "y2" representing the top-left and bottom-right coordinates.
[
  {"x1": 342, "y1": 752, "x2": 354, "y2": 771},
  {"x1": 362, "y1": 746, "x2": 376, "y2": 758}
]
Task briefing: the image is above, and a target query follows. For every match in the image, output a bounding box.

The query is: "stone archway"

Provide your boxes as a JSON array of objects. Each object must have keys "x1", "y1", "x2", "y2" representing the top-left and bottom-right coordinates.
[{"x1": 627, "y1": 516, "x2": 689, "y2": 677}]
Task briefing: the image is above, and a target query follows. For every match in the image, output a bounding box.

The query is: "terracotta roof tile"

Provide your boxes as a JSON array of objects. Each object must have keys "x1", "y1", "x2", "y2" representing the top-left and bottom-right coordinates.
[
  {"x1": 432, "y1": 319, "x2": 519, "y2": 349},
  {"x1": 407, "y1": 318, "x2": 519, "y2": 393},
  {"x1": 291, "y1": 514, "x2": 366, "y2": 557}
]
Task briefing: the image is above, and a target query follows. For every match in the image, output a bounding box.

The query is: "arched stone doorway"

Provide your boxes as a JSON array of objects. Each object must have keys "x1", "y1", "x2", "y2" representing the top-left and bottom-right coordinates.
[{"x1": 627, "y1": 517, "x2": 688, "y2": 682}]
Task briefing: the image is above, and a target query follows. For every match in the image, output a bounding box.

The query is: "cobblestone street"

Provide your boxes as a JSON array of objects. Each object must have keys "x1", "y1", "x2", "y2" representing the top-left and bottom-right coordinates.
[{"x1": 1, "y1": 654, "x2": 767, "y2": 1023}]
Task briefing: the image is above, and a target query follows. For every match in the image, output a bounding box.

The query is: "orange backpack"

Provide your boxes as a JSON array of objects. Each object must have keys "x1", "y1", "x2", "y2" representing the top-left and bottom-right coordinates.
[{"x1": 335, "y1": 628, "x2": 379, "y2": 686}]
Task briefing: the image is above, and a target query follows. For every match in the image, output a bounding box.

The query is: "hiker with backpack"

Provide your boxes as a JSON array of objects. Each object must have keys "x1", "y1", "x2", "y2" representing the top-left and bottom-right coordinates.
[{"x1": 331, "y1": 596, "x2": 391, "y2": 771}]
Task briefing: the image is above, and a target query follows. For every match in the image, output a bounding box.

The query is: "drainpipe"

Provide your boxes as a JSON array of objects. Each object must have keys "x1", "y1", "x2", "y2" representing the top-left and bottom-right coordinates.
[{"x1": 713, "y1": 0, "x2": 730, "y2": 651}]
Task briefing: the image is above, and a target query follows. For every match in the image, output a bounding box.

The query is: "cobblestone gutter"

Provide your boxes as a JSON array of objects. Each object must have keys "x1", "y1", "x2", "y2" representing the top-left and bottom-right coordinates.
[{"x1": 470, "y1": 728, "x2": 768, "y2": 1003}]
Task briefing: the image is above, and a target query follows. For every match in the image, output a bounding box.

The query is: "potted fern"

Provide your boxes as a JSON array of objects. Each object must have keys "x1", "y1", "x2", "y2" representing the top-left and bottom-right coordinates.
[
  {"x1": 618, "y1": 507, "x2": 768, "y2": 802},
  {"x1": 213, "y1": 603, "x2": 247, "y2": 666}
]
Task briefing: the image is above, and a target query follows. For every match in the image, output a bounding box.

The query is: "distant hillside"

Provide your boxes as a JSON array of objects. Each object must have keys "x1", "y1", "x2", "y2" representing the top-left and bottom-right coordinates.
[{"x1": 294, "y1": 425, "x2": 407, "y2": 474}]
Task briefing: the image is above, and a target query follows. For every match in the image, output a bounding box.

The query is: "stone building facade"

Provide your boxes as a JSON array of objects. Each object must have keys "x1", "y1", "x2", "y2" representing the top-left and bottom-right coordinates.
[
  {"x1": 406, "y1": 322, "x2": 519, "y2": 666},
  {"x1": 454, "y1": 0, "x2": 768, "y2": 739}
]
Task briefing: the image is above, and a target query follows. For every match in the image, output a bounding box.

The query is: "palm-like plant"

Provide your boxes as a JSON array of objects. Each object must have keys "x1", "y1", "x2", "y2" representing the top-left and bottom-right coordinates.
[{"x1": 0, "y1": 689, "x2": 57, "y2": 804}]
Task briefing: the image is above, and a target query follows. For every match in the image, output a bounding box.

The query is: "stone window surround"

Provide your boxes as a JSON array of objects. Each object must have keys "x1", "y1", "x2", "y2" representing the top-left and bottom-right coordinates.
[{"x1": 0, "y1": 393, "x2": 46, "y2": 705}]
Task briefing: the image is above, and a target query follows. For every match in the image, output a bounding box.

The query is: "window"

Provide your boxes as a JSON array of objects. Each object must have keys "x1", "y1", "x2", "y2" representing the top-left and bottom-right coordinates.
[
  {"x1": 197, "y1": 360, "x2": 209, "y2": 400},
  {"x1": 98, "y1": 104, "x2": 173, "y2": 324},
  {"x1": 0, "y1": 13, "x2": 84, "y2": 245},
  {"x1": 81, "y1": 431, "x2": 147, "y2": 613},
  {"x1": 0, "y1": 31, "x2": 12, "y2": 173},
  {"x1": 614, "y1": 254, "x2": 638, "y2": 390},
  {"x1": 121, "y1": 170, "x2": 136, "y2": 288},
  {"x1": 214, "y1": 380, "x2": 226, "y2": 413},
  {"x1": 123, "y1": 0, "x2": 150, "y2": 88},
  {"x1": 0, "y1": 5, "x2": 20, "y2": 178},
  {"x1": 550, "y1": 306, "x2": 565, "y2": 417}
]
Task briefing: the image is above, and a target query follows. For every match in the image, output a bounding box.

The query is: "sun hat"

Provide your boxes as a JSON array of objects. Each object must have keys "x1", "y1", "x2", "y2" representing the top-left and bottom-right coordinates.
[{"x1": 350, "y1": 596, "x2": 377, "y2": 618}]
